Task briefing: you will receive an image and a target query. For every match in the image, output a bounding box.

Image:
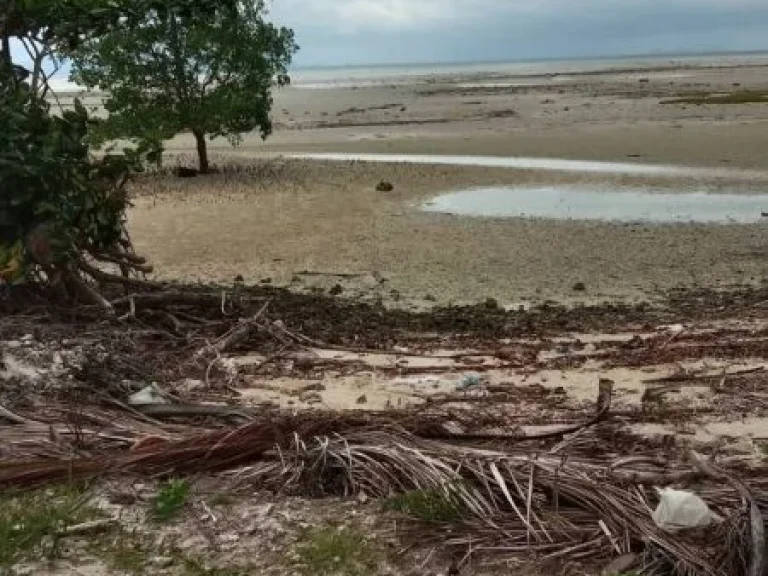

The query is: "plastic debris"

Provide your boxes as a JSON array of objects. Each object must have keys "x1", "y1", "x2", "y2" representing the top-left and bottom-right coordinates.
[
  {"x1": 652, "y1": 488, "x2": 716, "y2": 533},
  {"x1": 128, "y1": 384, "x2": 170, "y2": 406}
]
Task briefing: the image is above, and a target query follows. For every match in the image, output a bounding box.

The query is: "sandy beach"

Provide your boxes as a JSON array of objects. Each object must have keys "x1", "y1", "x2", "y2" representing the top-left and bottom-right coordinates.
[
  {"x1": 160, "y1": 55, "x2": 768, "y2": 168},
  {"x1": 5, "y1": 54, "x2": 768, "y2": 576},
  {"x1": 120, "y1": 56, "x2": 768, "y2": 307}
]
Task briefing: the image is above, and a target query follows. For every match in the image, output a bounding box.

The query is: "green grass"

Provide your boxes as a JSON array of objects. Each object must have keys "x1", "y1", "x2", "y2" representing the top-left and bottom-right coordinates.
[
  {"x1": 152, "y1": 479, "x2": 190, "y2": 522},
  {"x1": 294, "y1": 526, "x2": 376, "y2": 576},
  {"x1": 384, "y1": 486, "x2": 466, "y2": 524},
  {"x1": 661, "y1": 90, "x2": 768, "y2": 105},
  {"x1": 108, "y1": 539, "x2": 149, "y2": 574},
  {"x1": 93, "y1": 532, "x2": 253, "y2": 576},
  {"x1": 0, "y1": 484, "x2": 102, "y2": 570}
]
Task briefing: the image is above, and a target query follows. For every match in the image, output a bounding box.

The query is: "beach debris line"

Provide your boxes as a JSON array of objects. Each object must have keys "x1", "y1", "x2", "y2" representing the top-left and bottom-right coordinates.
[
  {"x1": 3, "y1": 284, "x2": 768, "y2": 574},
  {"x1": 0, "y1": 365, "x2": 765, "y2": 576}
]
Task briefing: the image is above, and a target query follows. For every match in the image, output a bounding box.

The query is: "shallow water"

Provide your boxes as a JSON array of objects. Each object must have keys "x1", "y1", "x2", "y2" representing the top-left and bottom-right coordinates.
[
  {"x1": 422, "y1": 185, "x2": 768, "y2": 223},
  {"x1": 290, "y1": 153, "x2": 767, "y2": 180}
]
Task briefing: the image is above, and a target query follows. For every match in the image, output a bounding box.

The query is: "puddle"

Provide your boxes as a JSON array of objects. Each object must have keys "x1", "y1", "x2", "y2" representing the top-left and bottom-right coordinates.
[
  {"x1": 422, "y1": 185, "x2": 767, "y2": 223},
  {"x1": 289, "y1": 153, "x2": 768, "y2": 180}
]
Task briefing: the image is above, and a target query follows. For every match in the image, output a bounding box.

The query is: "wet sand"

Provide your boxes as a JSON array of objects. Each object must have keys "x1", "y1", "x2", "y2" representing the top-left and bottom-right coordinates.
[
  {"x1": 123, "y1": 58, "x2": 768, "y2": 306},
  {"x1": 160, "y1": 58, "x2": 768, "y2": 169},
  {"x1": 129, "y1": 159, "x2": 768, "y2": 307}
]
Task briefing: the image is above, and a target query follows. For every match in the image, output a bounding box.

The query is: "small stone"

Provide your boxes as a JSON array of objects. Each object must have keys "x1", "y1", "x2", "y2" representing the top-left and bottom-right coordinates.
[
  {"x1": 329, "y1": 284, "x2": 344, "y2": 296},
  {"x1": 299, "y1": 391, "x2": 323, "y2": 404},
  {"x1": 150, "y1": 556, "x2": 175, "y2": 568},
  {"x1": 356, "y1": 394, "x2": 368, "y2": 405},
  {"x1": 172, "y1": 166, "x2": 198, "y2": 178},
  {"x1": 572, "y1": 282, "x2": 586, "y2": 292},
  {"x1": 484, "y1": 297, "x2": 500, "y2": 310},
  {"x1": 293, "y1": 354, "x2": 317, "y2": 370},
  {"x1": 297, "y1": 382, "x2": 325, "y2": 394},
  {"x1": 376, "y1": 181, "x2": 394, "y2": 192},
  {"x1": 178, "y1": 378, "x2": 205, "y2": 394},
  {"x1": 218, "y1": 533, "x2": 240, "y2": 544}
]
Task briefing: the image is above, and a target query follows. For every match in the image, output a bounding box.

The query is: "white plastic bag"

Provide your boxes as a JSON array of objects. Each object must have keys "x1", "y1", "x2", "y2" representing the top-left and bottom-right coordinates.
[
  {"x1": 128, "y1": 384, "x2": 169, "y2": 406},
  {"x1": 652, "y1": 488, "x2": 714, "y2": 533}
]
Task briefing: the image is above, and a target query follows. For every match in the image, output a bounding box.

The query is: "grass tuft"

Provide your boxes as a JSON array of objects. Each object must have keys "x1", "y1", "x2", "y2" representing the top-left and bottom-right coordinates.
[
  {"x1": 109, "y1": 540, "x2": 149, "y2": 574},
  {"x1": 385, "y1": 486, "x2": 466, "y2": 524},
  {"x1": 661, "y1": 90, "x2": 768, "y2": 105},
  {"x1": 0, "y1": 484, "x2": 101, "y2": 570},
  {"x1": 152, "y1": 479, "x2": 191, "y2": 522},
  {"x1": 294, "y1": 526, "x2": 376, "y2": 576}
]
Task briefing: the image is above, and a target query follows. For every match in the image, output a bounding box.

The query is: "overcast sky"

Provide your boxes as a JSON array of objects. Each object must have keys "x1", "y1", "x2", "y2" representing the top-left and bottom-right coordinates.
[
  {"x1": 12, "y1": 0, "x2": 768, "y2": 74},
  {"x1": 268, "y1": 0, "x2": 768, "y2": 66}
]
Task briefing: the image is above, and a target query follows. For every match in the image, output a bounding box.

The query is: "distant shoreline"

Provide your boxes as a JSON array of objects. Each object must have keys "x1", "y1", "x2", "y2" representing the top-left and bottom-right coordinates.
[
  {"x1": 49, "y1": 50, "x2": 768, "y2": 95},
  {"x1": 291, "y1": 49, "x2": 768, "y2": 72}
]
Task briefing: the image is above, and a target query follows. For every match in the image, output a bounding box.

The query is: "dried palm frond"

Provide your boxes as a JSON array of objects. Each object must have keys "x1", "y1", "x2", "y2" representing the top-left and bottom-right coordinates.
[{"x1": 232, "y1": 430, "x2": 764, "y2": 576}]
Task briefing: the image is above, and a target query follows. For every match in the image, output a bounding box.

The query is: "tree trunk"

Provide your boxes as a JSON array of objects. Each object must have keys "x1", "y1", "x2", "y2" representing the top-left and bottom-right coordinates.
[
  {"x1": 193, "y1": 130, "x2": 209, "y2": 174},
  {"x1": 1, "y1": 35, "x2": 12, "y2": 69}
]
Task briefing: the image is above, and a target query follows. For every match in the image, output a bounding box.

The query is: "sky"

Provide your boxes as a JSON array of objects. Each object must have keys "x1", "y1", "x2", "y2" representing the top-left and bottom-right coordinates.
[
  {"x1": 268, "y1": 0, "x2": 768, "y2": 66},
  {"x1": 11, "y1": 0, "x2": 768, "y2": 74}
]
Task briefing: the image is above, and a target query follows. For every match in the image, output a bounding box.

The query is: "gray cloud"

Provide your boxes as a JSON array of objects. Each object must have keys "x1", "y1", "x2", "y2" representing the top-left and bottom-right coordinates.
[{"x1": 268, "y1": 0, "x2": 768, "y2": 66}]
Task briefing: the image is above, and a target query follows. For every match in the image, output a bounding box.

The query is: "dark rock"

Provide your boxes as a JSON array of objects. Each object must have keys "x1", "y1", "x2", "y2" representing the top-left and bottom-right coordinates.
[
  {"x1": 572, "y1": 282, "x2": 586, "y2": 292},
  {"x1": 484, "y1": 297, "x2": 500, "y2": 310},
  {"x1": 299, "y1": 391, "x2": 323, "y2": 404},
  {"x1": 297, "y1": 382, "x2": 326, "y2": 394},
  {"x1": 376, "y1": 181, "x2": 394, "y2": 192},
  {"x1": 172, "y1": 166, "x2": 199, "y2": 178},
  {"x1": 356, "y1": 394, "x2": 367, "y2": 405},
  {"x1": 329, "y1": 284, "x2": 344, "y2": 296}
]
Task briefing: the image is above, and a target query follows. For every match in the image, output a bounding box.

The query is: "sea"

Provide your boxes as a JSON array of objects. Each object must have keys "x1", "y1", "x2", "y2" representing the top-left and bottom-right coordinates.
[{"x1": 47, "y1": 51, "x2": 768, "y2": 94}]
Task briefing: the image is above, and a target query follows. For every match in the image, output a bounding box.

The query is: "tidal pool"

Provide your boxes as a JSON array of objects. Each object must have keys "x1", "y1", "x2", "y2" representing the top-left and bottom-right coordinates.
[{"x1": 421, "y1": 185, "x2": 768, "y2": 223}]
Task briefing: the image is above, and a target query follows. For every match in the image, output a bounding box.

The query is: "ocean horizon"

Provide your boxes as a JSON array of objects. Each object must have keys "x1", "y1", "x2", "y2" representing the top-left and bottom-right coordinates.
[{"x1": 46, "y1": 50, "x2": 768, "y2": 94}]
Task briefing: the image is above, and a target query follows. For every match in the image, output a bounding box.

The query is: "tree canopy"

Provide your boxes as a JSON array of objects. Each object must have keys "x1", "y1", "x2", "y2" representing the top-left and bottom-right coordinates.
[
  {"x1": 0, "y1": 0, "x2": 244, "y2": 307},
  {"x1": 68, "y1": 0, "x2": 297, "y2": 173}
]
